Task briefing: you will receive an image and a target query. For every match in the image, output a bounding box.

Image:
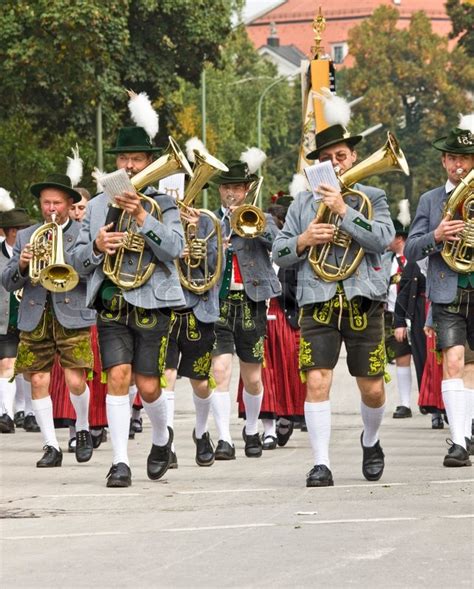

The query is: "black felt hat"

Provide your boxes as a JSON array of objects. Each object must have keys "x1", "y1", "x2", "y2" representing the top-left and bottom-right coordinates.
[
  {"x1": 213, "y1": 160, "x2": 257, "y2": 185},
  {"x1": 30, "y1": 174, "x2": 82, "y2": 203},
  {"x1": 307, "y1": 124, "x2": 363, "y2": 160},
  {"x1": 0, "y1": 208, "x2": 34, "y2": 229},
  {"x1": 432, "y1": 126, "x2": 474, "y2": 154}
]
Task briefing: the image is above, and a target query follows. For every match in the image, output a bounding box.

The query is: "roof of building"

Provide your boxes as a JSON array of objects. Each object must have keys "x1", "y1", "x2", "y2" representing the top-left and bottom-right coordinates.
[{"x1": 260, "y1": 43, "x2": 307, "y2": 66}]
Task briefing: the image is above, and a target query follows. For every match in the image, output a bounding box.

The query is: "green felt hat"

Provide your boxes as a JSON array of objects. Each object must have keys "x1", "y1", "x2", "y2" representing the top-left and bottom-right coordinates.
[
  {"x1": 392, "y1": 218, "x2": 409, "y2": 237},
  {"x1": 213, "y1": 160, "x2": 257, "y2": 185},
  {"x1": 0, "y1": 208, "x2": 34, "y2": 229},
  {"x1": 106, "y1": 126, "x2": 162, "y2": 154},
  {"x1": 432, "y1": 126, "x2": 474, "y2": 154},
  {"x1": 307, "y1": 124, "x2": 363, "y2": 160},
  {"x1": 30, "y1": 174, "x2": 82, "y2": 203}
]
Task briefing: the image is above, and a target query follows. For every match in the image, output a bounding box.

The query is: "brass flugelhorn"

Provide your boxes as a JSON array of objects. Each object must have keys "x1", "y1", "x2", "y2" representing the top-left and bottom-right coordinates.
[
  {"x1": 309, "y1": 131, "x2": 410, "y2": 281},
  {"x1": 29, "y1": 213, "x2": 79, "y2": 292},
  {"x1": 230, "y1": 177, "x2": 266, "y2": 238}
]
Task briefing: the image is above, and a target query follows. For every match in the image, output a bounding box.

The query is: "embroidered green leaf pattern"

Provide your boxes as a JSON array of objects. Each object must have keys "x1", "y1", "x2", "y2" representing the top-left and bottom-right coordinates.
[
  {"x1": 299, "y1": 337, "x2": 313, "y2": 369},
  {"x1": 193, "y1": 352, "x2": 211, "y2": 377},
  {"x1": 158, "y1": 335, "x2": 168, "y2": 375},
  {"x1": 252, "y1": 336, "x2": 265, "y2": 361},
  {"x1": 368, "y1": 341, "x2": 386, "y2": 376},
  {"x1": 72, "y1": 340, "x2": 93, "y2": 365},
  {"x1": 15, "y1": 343, "x2": 36, "y2": 370}
]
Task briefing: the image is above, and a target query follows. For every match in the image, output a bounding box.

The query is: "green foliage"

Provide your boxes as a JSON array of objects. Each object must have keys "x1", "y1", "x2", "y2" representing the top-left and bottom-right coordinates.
[
  {"x1": 339, "y1": 5, "x2": 473, "y2": 213},
  {"x1": 446, "y1": 0, "x2": 474, "y2": 57}
]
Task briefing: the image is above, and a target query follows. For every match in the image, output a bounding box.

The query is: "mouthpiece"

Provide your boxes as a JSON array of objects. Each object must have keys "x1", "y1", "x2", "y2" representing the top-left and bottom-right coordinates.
[{"x1": 456, "y1": 168, "x2": 464, "y2": 176}]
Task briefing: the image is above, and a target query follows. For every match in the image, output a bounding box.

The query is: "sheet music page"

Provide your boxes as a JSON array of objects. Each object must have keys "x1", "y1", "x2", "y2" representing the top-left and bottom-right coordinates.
[
  {"x1": 158, "y1": 173, "x2": 185, "y2": 201},
  {"x1": 304, "y1": 161, "x2": 339, "y2": 201},
  {"x1": 100, "y1": 169, "x2": 135, "y2": 204}
]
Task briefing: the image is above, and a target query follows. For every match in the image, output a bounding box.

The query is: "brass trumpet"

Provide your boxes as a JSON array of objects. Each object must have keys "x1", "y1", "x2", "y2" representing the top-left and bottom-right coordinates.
[{"x1": 230, "y1": 177, "x2": 266, "y2": 238}]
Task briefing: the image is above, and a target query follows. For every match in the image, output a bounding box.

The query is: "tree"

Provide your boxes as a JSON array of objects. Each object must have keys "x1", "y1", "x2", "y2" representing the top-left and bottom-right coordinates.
[
  {"x1": 446, "y1": 0, "x2": 474, "y2": 57},
  {"x1": 339, "y1": 5, "x2": 473, "y2": 212}
]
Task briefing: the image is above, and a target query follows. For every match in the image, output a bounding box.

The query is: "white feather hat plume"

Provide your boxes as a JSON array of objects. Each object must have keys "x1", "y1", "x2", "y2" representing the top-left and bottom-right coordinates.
[
  {"x1": 185, "y1": 137, "x2": 208, "y2": 163},
  {"x1": 289, "y1": 173, "x2": 309, "y2": 197},
  {"x1": 240, "y1": 147, "x2": 267, "y2": 174},
  {"x1": 313, "y1": 87, "x2": 351, "y2": 127},
  {"x1": 397, "y1": 199, "x2": 411, "y2": 228},
  {"x1": 91, "y1": 167, "x2": 105, "y2": 193},
  {"x1": 0, "y1": 188, "x2": 15, "y2": 212},
  {"x1": 458, "y1": 113, "x2": 474, "y2": 133},
  {"x1": 127, "y1": 89, "x2": 159, "y2": 139},
  {"x1": 66, "y1": 144, "x2": 83, "y2": 187}
]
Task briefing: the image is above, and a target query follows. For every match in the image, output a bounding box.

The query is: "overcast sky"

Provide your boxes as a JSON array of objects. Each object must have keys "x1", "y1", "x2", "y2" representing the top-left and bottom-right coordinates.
[{"x1": 243, "y1": 0, "x2": 281, "y2": 21}]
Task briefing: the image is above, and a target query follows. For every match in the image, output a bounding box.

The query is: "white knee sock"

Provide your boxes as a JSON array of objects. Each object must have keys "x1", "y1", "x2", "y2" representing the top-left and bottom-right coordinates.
[
  {"x1": 69, "y1": 425, "x2": 76, "y2": 440},
  {"x1": 128, "y1": 384, "x2": 138, "y2": 408},
  {"x1": 466, "y1": 388, "x2": 474, "y2": 440},
  {"x1": 211, "y1": 391, "x2": 232, "y2": 443},
  {"x1": 262, "y1": 418, "x2": 276, "y2": 438},
  {"x1": 361, "y1": 401, "x2": 385, "y2": 447},
  {"x1": 69, "y1": 385, "x2": 90, "y2": 431},
  {"x1": 31, "y1": 396, "x2": 59, "y2": 450},
  {"x1": 396, "y1": 366, "x2": 412, "y2": 408},
  {"x1": 106, "y1": 394, "x2": 130, "y2": 465},
  {"x1": 442, "y1": 379, "x2": 466, "y2": 447},
  {"x1": 0, "y1": 377, "x2": 16, "y2": 418},
  {"x1": 193, "y1": 393, "x2": 212, "y2": 439},
  {"x1": 14, "y1": 375, "x2": 25, "y2": 413},
  {"x1": 305, "y1": 401, "x2": 331, "y2": 467},
  {"x1": 164, "y1": 390, "x2": 174, "y2": 429},
  {"x1": 132, "y1": 407, "x2": 141, "y2": 421},
  {"x1": 142, "y1": 394, "x2": 169, "y2": 446},
  {"x1": 22, "y1": 378, "x2": 34, "y2": 416},
  {"x1": 243, "y1": 389, "x2": 263, "y2": 435}
]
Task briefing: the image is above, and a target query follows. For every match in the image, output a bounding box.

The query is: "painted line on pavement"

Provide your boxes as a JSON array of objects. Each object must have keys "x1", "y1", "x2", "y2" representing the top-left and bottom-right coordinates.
[
  {"x1": 33, "y1": 494, "x2": 142, "y2": 498},
  {"x1": 176, "y1": 488, "x2": 277, "y2": 495},
  {"x1": 302, "y1": 517, "x2": 418, "y2": 525},
  {"x1": 441, "y1": 514, "x2": 474, "y2": 519},
  {"x1": 334, "y1": 483, "x2": 407, "y2": 489},
  {"x1": 161, "y1": 523, "x2": 275, "y2": 532},
  {"x1": 3, "y1": 531, "x2": 128, "y2": 540},
  {"x1": 429, "y1": 479, "x2": 474, "y2": 485}
]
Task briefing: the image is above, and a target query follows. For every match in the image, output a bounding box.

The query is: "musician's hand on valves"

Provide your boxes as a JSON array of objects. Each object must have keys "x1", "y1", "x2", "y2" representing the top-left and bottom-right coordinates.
[
  {"x1": 394, "y1": 327, "x2": 407, "y2": 343},
  {"x1": 434, "y1": 215, "x2": 465, "y2": 243},
  {"x1": 317, "y1": 183, "x2": 347, "y2": 217},
  {"x1": 114, "y1": 191, "x2": 147, "y2": 226},
  {"x1": 297, "y1": 218, "x2": 335, "y2": 255},
  {"x1": 19, "y1": 244, "x2": 33, "y2": 273},
  {"x1": 94, "y1": 223, "x2": 125, "y2": 256},
  {"x1": 180, "y1": 207, "x2": 201, "y2": 226}
]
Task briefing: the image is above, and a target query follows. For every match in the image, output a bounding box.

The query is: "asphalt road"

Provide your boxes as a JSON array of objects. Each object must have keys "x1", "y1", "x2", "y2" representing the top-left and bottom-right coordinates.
[{"x1": 1, "y1": 355, "x2": 473, "y2": 588}]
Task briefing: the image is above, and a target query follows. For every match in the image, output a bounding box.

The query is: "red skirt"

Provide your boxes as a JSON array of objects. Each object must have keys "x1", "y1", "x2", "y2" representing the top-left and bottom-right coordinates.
[
  {"x1": 237, "y1": 299, "x2": 306, "y2": 418},
  {"x1": 418, "y1": 304, "x2": 444, "y2": 412},
  {"x1": 50, "y1": 326, "x2": 107, "y2": 427}
]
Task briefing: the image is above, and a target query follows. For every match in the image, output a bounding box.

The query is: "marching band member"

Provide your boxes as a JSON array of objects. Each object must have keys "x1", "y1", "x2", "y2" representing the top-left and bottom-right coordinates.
[
  {"x1": 273, "y1": 98, "x2": 395, "y2": 487},
  {"x1": 73, "y1": 92, "x2": 186, "y2": 487},
  {"x1": 405, "y1": 114, "x2": 474, "y2": 467},
  {"x1": 211, "y1": 153, "x2": 281, "y2": 459},
  {"x1": 2, "y1": 174, "x2": 96, "y2": 467}
]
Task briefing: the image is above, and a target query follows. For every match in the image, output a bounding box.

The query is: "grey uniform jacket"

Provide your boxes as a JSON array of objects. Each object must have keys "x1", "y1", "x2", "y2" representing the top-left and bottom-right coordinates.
[
  {"x1": 272, "y1": 184, "x2": 395, "y2": 307},
  {"x1": 404, "y1": 185, "x2": 458, "y2": 304},
  {"x1": 216, "y1": 208, "x2": 282, "y2": 302},
  {"x1": 180, "y1": 212, "x2": 221, "y2": 323},
  {"x1": 2, "y1": 221, "x2": 96, "y2": 331},
  {"x1": 0, "y1": 243, "x2": 13, "y2": 335},
  {"x1": 72, "y1": 189, "x2": 186, "y2": 310}
]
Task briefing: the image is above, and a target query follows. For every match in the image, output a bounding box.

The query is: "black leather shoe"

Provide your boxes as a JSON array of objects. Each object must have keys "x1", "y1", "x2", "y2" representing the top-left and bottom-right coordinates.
[
  {"x1": 131, "y1": 417, "x2": 142, "y2": 433},
  {"x1": 244, "y1": 428, "x2": 263, "y2": 458},
  {"x1": 195, "y1": 431, "x2": 215, "y2": 466},
  {"x1": 214, "y1": 440, "x2": 236, "y2": 460},
  {"x1": 37, "y1": 445, "x2": 62, "y2": 468},
  {"x1": 361, "y1": 433, "x2": 385, "y2": 481},
  {"x1": 128, "y1": 419, "x2": 135, "y2": 440},
  {"x1": 91, "y1": 427, "x2": 107, "y2": 449},
  {"x1": 465, "y1": 437, "x2": 473, "y2": 456},
  {"x1": 68, "y1": 437, "x2": 76, "y2": 453},
  {"x1": 14, "y1": 411, "x2": 25, "y2": 427},
  {"x1": 431, "y1": 414, "x2": 444, "y2": 429},
  {"x1": 262, "y1": 434, "x2": 277, "y2": 450},
  {"x1": 23, "y1": 414, "x2": 40, "y2": 432},
  {"x1": 276, "y1": 419, "x2": 294, "y2": 447},
  {"x1": 443, "y1": 440, "x2": 472, "y2": 467},
  {"x1": 392, "y1": 406, "x2": 412, "y2": 418},
  {"x1": 169, "y1": 450, "x2": 178, "y2": 469},
  {"x1": 106, "y1": 462, "x2": 132, "y2": 487},
  {"x1": 75, "y1": 430, "x2": 93, "y2": 463},
  {"x1": 306, "y1": 464, "x2": 334, "y2": 487},
  {"x1": 147, "y1": 426, "x2": 173, "y2": 480},
  {"x1": 0, "y1": 413, "x2": 15, "y2": 433}
]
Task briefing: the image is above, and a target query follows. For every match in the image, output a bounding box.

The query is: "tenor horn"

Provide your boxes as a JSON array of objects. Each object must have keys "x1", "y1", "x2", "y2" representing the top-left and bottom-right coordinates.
[{"x1": 230, "y1": 177, "x2": 267, "y2": 238}]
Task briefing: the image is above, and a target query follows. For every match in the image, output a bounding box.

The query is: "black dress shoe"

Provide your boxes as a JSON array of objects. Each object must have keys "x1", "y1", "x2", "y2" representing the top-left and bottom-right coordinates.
[
  {"x1": 75, "y1": 430, "x2": 93, "y2": 463},
  {"x1": 361, "y1": 433, "x2": 385, "y2": 481},
  {"x1": 262, "y1": 434, "x2": 277, "y2": 450},
  {"x1": 91, "y1": 427, "x2": 107, "y2": 449},
  {"x1": 128, "y1": 419, "x2": 135, "y2": 440},
  {"x1": 147, "y1": 426, "x2": 173, "y2": 480},
  {"x1": 244, "y1": 428, "x2": 262, "y2": 458},
  {"x1": 276, "y1": 419, "x2": 294, "y2": 447},
  {"x1": 431, "y1": 414, "x2": 444, "y2": 429},
  {"x1": 0, "y1": 413, "x2": 15, "y2": 433},
  {"x1": 106, "y1": 462, "x2": 132, "y2": 487},
  {"x1": 306, "y1": 464, "x2": 334, "y2": 487},
  {"x1": 23, "y1": 414, "x2": 40, "y2": 432},
  {"x1": 169, "y1": 450, "x2": 178, "y2": 469},
  {"x1": 68, "y1": 437, "x2": 76, "y2": 453},
  {"x1": 214, "y1": 440, "x2": 236, "y2": 460},
  {"x1": 467, "y1": 437, "x2": 474, "y2": 457},
  {"x1": 131, "y1": 417, "x2": 143, "y2": 433},
  {"x1": 14, "y1": 411, "x2": 25, "y2": 427},
  {"x1": 443, "y1": 440, "x2": 472, "y2": 467},
  {"x1": 195, "y1": 431, "x2": 215, "y2": 466},
  {"x1": 37, "y1": 445, "x2": 63, "y2": 468},
  {"x1": 392, "y1": 406, "x2": 412, "y2": 418}
]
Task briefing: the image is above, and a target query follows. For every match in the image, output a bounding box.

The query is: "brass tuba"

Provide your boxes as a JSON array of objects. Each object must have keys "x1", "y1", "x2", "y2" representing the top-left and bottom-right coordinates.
[
  {"x1": 29, "y1": 213, "x2": 79, "y2": 292},
  {"x1": 230, "y1": 177, "x2": 267, "y2": 238},
  {"x1": 103, "y1": 136, "x2": 194, "y2": 290},
  {"x1": 309, "y1": 131, "x2": 410, "y2": 281},
  {"x1": 441, "y1": 169, "x2": 474, "y2": 273},
  {"x1": 176, "y1": 150, "x2": 228, "y2": 294}
]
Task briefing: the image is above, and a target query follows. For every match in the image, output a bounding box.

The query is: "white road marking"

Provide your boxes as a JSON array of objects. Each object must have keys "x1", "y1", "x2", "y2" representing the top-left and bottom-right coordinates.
[
  {"x1": 429, "y1": 479, "x2": 474, "y2": 485},
  {"x1": 441, "y1": 514, "x2": 474, "y2": 519},
  {"x1": 161, "y1": 523, "x2": 275, "y2": 532},
  {"x1": 3, "y1": 531, "x2": 128, "y2": 540},
  {"x1": 302, "y1": 517, "x2": 418, "y2": 525},
  {"x1": 176, "y1": 488, "x2": 276, "y2": 495},
  {"x1": 32, "y1": 494, "x2": 142, "y2": 498}
]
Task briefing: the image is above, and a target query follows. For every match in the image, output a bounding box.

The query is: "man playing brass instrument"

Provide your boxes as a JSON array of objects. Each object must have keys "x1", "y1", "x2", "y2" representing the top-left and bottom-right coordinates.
[
  {"x1": 2, "y1": 175, "x2": 96, "y2": 467},
  {"x1": 74, "y1": 124, "x2": 186, "y2": 487},
  {"x1": 273, "y1": 118, "x2": 395, "y2": 487},
  {"x1": 405, "y1": 114, "x2": 474, "y2": 468}
]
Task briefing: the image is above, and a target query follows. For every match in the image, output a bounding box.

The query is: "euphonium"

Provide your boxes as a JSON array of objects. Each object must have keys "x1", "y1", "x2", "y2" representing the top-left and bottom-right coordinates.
[
  {"x1": 441, "y1": 168, "x2": 474, "y2": 273},
  {"x1": 230, "y1": 177, "x2": 266, "y2": 238},
  {"x1": 29, "y1": 213, "x2": 79, "y2": 292},
  {"x1": 309, "y1": 131, "x2": 410, "y2": 281},
  {"x1": 103, "y1": 136, "x2": 194, "y2": 290},
  {"x1": 177, "y1": 150, "x2": 228, "y2": 294}
]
